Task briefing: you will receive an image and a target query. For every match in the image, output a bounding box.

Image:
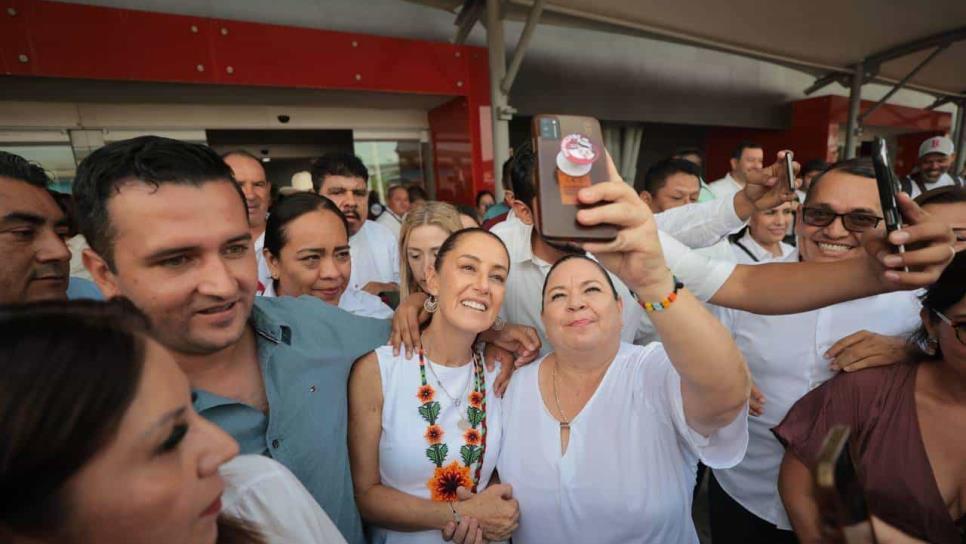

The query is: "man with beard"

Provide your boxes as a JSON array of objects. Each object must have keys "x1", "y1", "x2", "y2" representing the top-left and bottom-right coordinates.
[
  {"x1": 0, "y1": 151, "x2": 72, "y2": 305},
  {"x1": 312, "y1": 152, "x2": 399, "y2": 297},
  {"x1": 73, "y1": 136, "x2": 390, "y2": 544},
  {"x1": 903, "y1": 136, "x2": 964, "y2": 198}
]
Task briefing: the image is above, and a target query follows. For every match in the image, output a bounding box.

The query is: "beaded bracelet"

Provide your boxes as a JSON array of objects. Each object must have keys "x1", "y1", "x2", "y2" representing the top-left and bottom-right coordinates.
[{"x1": 635, "y1": 275, "x2": 684, "y2": 313}]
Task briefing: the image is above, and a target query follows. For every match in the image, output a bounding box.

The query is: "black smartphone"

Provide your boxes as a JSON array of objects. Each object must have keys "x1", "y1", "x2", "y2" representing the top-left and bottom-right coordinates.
[
  {"x1": 532, "y1": 114, "x2": 616, "y2": 242},
  {"x1": 784, "y1": 151, "x2": 796, "y2": 192},
  {"x1": 871, "y1": 138, "x2": 907, "y2": 261},
  {"x1": 814, "y1": 425, "x2": 877, "y2": 544}
]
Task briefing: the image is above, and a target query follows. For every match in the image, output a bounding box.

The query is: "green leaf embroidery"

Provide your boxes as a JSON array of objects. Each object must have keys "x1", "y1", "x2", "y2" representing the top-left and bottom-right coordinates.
[
  {"x1": 461, "y1": 445, "x2": 482, "y2": 466},
  {"x1": 426, "y1": 443, "x2": 448, "y2": 466},
  {"x1": 418, "y1": 401, "x2": 441, "y2": 424},
  {"x1": 467, "y1": 407, "x2": 483, "y2": 427}
]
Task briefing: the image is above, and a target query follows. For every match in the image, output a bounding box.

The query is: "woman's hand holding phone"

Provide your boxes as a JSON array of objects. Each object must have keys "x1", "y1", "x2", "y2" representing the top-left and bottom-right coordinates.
[{"x1": 574, "y1": 152, "x2": 674, "y2": 300}]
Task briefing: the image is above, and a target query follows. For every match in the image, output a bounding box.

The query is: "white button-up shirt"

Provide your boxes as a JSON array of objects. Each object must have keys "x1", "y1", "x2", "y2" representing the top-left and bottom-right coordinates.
[
  {"x1": 711, "y1": 268, "x2": 921, "y2": 529},
  {"x1": 709, "y1": 172, "x2": 743, "y2": 200},
  {"x1": 262, "y1": 281, "x2": 393, "y2": 320},
  {"x1": 254, "y1": 231, "x2": 271, "y2": 296},
  {"x1": 348, "y1": 219, "x2": 400, "y2": 292},
  {"x1": 375, "y1": 209, "x2": 403, "y2": 239}
]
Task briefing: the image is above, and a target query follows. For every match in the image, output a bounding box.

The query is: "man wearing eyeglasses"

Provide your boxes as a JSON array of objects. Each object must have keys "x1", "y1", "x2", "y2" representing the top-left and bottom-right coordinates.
[{"x1": 707, "y1": 158, "x2": 926, "y2": 543}]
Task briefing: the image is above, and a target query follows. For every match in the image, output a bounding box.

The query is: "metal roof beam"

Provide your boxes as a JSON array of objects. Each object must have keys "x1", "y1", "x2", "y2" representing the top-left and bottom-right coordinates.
[
  {"x1": 453, "y1": 0, "x2": 484, "y2": 45},
  {"x1": 858, "y1": 44, "x2": 950, "y2": 123},
  {"x1": 865, "y1": 26, "x2": 966, "y2": 66},
  {"x1": 500, "y1": 0, "x2": 545, "y2": 94}
]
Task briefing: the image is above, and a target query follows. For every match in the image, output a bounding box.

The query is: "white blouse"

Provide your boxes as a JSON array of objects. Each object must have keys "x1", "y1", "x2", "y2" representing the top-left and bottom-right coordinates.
[
  {"x1": 372, "y1": 345, "x2": 503, "y2": 544},
  {"x1": 498, "y1": 342, "x2": 748, "y2": 544}
]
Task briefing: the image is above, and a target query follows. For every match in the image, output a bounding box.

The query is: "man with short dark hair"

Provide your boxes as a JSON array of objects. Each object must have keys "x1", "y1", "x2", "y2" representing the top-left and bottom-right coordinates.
[
  {"x1": 636, "y1": 158, "x2": 702, "y2": 213},
  {"x1": 376, "y1": 183, "x2": 410, "y2": 238},
  {"x1": 796, "y1": 159, "x2": 829, "y2": 204},
  {"x1": 0, "y1": 151, "x2": 71, "y2": 304},
  {"x1": 711, "y1": 141, "x2": 764, "y2": 199},
  {"x1": 903, "y1": 135, "x2": 964, "y2": 198},
  {"x1": 312, "y1": 152, "x2": 399, "y2": 295},
  {"x1": 74, "y1": 136, "x2": 389, "y2": 544},
  {"x1": 222, "y1": 150, "x2": 272, "y2": 294},
  {"x1": 671, "y1": 146, "x2": 715, "y2": 202}
]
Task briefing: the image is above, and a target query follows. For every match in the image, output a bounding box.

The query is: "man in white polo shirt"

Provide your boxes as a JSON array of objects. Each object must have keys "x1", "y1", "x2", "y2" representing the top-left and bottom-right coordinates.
[
  {"x1": 375, "y1": 184, "x2": 410, "y2": 238},
  {"x1": 312, "y1": 152, "x2": 399, "y2": 296},
  {"x1": 708, "y1": 158, "x2": 922, "y2": 543},
  {"x1": 902, "y1": 135, "x2": 964, "y2": 198},
  {"x1": 223, "y1": 150, "x2": 272, "y2": 295},
  {"x1": 710, "y1": 141, "x2": 764, "y2": 200}
]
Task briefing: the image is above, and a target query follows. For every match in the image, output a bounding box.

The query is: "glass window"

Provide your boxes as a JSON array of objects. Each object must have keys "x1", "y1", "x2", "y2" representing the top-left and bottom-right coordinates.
[{"x1": 353, "y1": 140, "x2": 425, "y2": 204}]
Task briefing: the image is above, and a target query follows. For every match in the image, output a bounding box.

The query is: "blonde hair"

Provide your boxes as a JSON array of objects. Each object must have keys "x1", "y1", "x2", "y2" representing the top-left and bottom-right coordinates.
[{"x1": 399, "y1": 201, "x2": 464, "y2": 299}]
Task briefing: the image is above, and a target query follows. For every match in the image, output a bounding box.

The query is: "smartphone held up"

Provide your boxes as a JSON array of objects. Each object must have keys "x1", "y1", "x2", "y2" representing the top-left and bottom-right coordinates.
[
  {"x1": 532, "y1": 114, "x2": 617, "y2": 243},
  {"x1": 871, "y1": 137, "x2": 908, "y2": 271}
]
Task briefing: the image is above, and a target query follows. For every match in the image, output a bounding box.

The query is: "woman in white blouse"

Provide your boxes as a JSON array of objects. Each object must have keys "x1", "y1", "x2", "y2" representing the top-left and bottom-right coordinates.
[
  {"x1": 496, "y1": 169, "x2": 751, "y2": 544},
  {"x1": 261, "y1": 192, "x2": 394, "y2": 319},
  {"x1": 349, "y1": 228, "x2": 520, "y2": 544}
]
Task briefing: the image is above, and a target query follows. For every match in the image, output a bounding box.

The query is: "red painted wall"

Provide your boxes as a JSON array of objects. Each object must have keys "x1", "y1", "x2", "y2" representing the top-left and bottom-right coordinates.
[{"x1": 0, "y1": 0, "x2": 493, "y2": 201}]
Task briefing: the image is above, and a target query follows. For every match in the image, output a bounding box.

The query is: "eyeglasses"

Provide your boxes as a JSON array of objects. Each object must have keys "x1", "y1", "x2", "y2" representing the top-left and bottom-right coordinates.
[
  {"x1": 933, "y1": 310, "x2": 966, "y2": 346},
  {"x1": 801, "y1": 207, "x2": 883, "y2": 233}
]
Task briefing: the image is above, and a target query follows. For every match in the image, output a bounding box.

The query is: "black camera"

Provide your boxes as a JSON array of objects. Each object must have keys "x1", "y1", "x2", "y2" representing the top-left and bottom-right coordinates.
[{"x1": 277, "y1": 114, "x2": 291, "y2": 124}]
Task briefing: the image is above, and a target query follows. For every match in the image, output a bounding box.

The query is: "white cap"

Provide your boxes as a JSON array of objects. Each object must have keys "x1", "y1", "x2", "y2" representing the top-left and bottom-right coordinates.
[{"x1": 919, "y1": 136, "x2": 954, "y2": 158}]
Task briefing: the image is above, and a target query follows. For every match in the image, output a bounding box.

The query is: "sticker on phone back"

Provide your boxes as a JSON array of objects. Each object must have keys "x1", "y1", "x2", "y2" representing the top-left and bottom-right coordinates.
[{"x1": 556, "y1": 133, "x2": 599, "y2": 205}]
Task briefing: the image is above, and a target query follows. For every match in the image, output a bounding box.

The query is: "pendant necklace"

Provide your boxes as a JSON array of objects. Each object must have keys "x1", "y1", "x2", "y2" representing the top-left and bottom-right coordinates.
[{"x1": 423, "y1": 337, "x2": 475, "y2": 430}]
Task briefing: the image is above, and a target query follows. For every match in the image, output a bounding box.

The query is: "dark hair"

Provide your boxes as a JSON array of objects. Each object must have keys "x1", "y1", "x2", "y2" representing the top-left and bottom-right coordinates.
[
  {"x1": 635, "y1": 158, "x2": 701, "y2": 195},
  {"x1": 0, "y1": 150, "x2": 51, "y2": 188},
  {"x1": 433, "y1": 228, "x2": 510, "y2": 274},
  {"x1": 407, "y1": 184, "x2": 429, "y2": 203},
  {"x1": 0, "y1": 300, "x2": 149, "y2": 536},
  {"x1": 540, "y1": 254, "x2": 619, "y2": 312},
  {"x1": 476, "y1": 190, "x2": 495, "y2": 207},
  {"x1": 915, "y1": 185, "x2": 966, "y2": 207},
  {"x1": 72, "y1": 136, "x2": 244, "y2": 269},
  {"x1": 500, "y1": 156, "x2": 514, "y2": 191},
  {"x1": 800, "y1": 159, "x2": 829, "y2": 178},
  {"x1": 456, "y1": 204, "x2": 481, "y2": 226},
  {"x1": 264, "y1": 192, "x2": 349, "y2": 258},
  {"x1": 731, "y1": 140, "x2": 763, "y2": 161},
  {"x1": 310, "y1": 152, "x2": 369, "y2": 192},
  {"x1": 910, "y1": 252, "x2": 966, "y2": 359},
  {"x1": 804, "y1": 157, "x2": 875, "y2": 205},
  {"x1": 508, "y1": 142, "x2": 537, "y2": 208},
  {"x1": 49, "y1": 191, "x2": 79, "y2": 238},
  {"x1": 671, "y1": 146, "x2": 703, "y2": 163}
]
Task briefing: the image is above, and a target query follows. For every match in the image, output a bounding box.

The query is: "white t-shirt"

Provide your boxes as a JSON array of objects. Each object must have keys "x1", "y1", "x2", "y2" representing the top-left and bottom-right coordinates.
[
  {"x1": 712, "y1": 284, "x2": 921, "y2": 529},
  {"x1": 221, "y1": 454, "x2": 347, "y2": 544},
  {"x1": 254, "y1": 231, "x2": 271, "y2": 296},
  {"x1": 728, "y1": 230, "x2": 795, "y2": 264},
  {"x1": 372, "y1": 345, "x2": 502, "y2": 544},
  {"x1": 905, "y1": 172, "x2": 963, "y2": 199},
  {"x1": 709, "y1": 173, "x2": 743, "y2": 200},
  {"x1": 349, "y1": 220, "x2": 400, "y2": 292},
  {"x1": 376, "y1": 210, "x2": 403, "y2": 239},
  {"x1": 498, "y1": 343, "x2": 748, "y2": 544}
]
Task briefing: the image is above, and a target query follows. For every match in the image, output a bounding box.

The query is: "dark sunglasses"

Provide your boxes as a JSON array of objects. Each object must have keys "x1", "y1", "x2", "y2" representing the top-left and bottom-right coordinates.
[{"x1": 801, "y1": 206, "x2": 883, "y2": 233}]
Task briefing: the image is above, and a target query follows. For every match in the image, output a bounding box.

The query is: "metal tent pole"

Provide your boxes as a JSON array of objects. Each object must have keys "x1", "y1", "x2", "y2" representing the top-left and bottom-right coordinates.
[
  {"x1": 954, "y1": 101, "x2": 966, "y2": 177},
  {"x1": 486, "y1": 0, "x2": 510, "y2": 201},
  {"x1": 844, "y1": 62, "x2": 865, "y2": 160}
]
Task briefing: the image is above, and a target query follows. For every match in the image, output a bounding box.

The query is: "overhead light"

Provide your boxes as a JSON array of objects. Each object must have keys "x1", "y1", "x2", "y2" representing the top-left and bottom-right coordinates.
[{"x1": 261, "y1": 157, "x2": 271, "y2": 163}]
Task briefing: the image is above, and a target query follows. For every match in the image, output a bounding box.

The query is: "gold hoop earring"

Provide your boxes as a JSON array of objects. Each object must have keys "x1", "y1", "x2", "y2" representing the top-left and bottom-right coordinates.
[{"x1": 423, "y1": 295, "x2": 438, "y2": 314}]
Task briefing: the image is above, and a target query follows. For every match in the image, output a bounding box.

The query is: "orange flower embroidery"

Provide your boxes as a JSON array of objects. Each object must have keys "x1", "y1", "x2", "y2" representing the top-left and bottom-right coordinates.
[
  {"x1": 468, "y1": 391, "x2": 484, "y2": 409},
  {"x1": 417, "y1": 385, "x2": 435, "y2": 404},
  {"x1": 463, "y1": 428, "x2": 481, "y2": 446},
  {"x1": 425, "y1": 425, "x2": 445, "y2": 445},
  {"x1": 427, "y1": 461, "x2": 473, "y2": 502}
]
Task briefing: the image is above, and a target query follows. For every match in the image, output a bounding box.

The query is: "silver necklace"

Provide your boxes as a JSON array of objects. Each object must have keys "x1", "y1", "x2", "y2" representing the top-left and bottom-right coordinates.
[{"x1": 422, "y1": 335, "x2": 474, "y2": 430}]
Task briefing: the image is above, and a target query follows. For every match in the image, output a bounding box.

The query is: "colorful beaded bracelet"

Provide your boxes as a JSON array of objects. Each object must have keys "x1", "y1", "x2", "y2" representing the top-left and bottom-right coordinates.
[{"x1": 635, "y1": 276, "x2": 684, "y2": 313}]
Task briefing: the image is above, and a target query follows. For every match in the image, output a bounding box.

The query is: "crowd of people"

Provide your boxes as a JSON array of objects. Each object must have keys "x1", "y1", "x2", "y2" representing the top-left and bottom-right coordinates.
[{"x1": 0, "y1": 130, "x2": 963, "y2": 544}]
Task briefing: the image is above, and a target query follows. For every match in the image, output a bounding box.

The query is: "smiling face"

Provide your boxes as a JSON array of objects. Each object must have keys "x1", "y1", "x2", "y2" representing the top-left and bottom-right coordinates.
[
  {"x1": 406, "y1": 224, "x2": 453, "y2": 293},
  {"x1": 797, "y1": 170, "x2": 882, "y2": 263},
  {"x1": 64, "y1": 339, "x2": 238, "y2": 544},
  {"x1": 266, "y1": 208, "x2": 351, "y2": 305},
  {"x1": 425, "y1": 231, "x2": 508, "y2": 335},
  {"x1": 541, "y1": 258, "x2": 623, "y2": 354},
  {"x1": 918, "y1": 153, "x2": 951, "y2": 184},
  {"x1": 731, "y1": 147, "x2": 764, "y2": 183},
  {"x1": 0, "y1": 178, "x2": 71, "y2": 304},
  {"x1": 647, "y1": 172, "x2": 701, "y2": 213},
  {"x1": 318, "y1": 175, "x2": 368, "y2": 235},
  {"x1": 88, "y1": 181, "x2": 257, "y2": 356},
  {"x1": 749, "y1": 201, "x2": 794, "y2": 247}
]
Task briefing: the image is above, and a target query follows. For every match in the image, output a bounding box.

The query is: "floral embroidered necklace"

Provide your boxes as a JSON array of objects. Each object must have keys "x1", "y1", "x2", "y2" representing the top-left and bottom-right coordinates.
[{"x1": 417, "y1": 344, "x2": 488, "y2": 502}]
